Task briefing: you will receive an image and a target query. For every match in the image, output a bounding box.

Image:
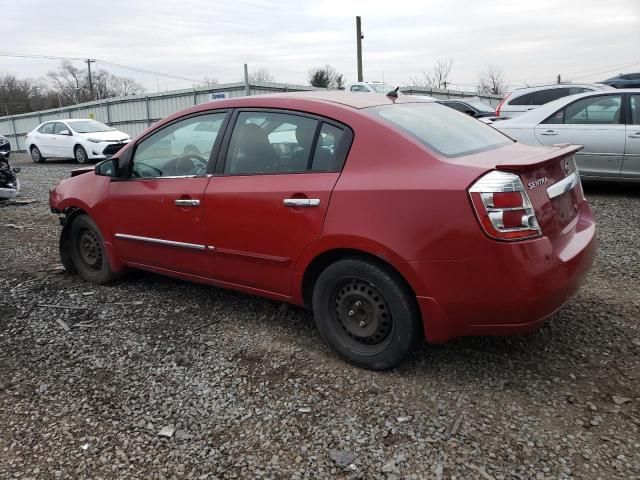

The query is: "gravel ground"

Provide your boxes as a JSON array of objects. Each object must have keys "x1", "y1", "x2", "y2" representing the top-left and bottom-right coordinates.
[{"x1": 0, "y1": 152, "x2": 639, "y2": 480}]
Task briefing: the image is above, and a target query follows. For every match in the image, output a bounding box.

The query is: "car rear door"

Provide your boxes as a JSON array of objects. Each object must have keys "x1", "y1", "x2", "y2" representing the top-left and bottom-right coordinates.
[
  {"x1": 203, "y1": 109, "x2": 352, "y2": 296},
  {"x1": 37, "y1": 123, "x2": 56, "y2": 156},
  {"x1": 534, "y1": 93, "x2": 625, "y2": 178},
  {"x1": 52, "y1": 122, "x2": 75, "y2": 158},
  {"x1": 108, "y1": 111, "x2": 229, "y2": 277},
  {"x1": 622, "y1": 94, "x2": 640, "y2": 179}
]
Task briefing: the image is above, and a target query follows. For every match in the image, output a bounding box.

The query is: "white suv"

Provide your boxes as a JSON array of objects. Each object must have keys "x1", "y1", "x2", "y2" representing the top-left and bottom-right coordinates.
[{"x1": 496, "y1": 83, "x2": 612, "y2": 118}]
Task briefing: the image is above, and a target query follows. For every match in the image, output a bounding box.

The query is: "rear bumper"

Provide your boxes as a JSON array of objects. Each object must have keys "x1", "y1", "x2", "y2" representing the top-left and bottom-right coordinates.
[{"x1": 409, "y1": 203, "x2": 596, "y2": 342}]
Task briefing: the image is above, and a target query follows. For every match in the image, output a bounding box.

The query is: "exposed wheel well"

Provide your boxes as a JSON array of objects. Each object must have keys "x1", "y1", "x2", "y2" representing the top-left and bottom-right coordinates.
[
  {"x1": 301, "y1": 249, "x2": 418, "y2": 310},
  {"x1": 59, "y1": 207, "x2": 87, "y2": 273}
]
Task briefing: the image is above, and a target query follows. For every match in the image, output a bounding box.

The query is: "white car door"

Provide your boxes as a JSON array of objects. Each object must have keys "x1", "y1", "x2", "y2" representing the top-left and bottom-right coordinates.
[
  {"x1": 52, "y1": 122, "x2": 76, "y2": 158},
  {"x1": 534, "y1": 94, "x2": 625, "y2": 178},
  {"x1": 622, "y1": 94, "x2": 640, "y2": 179},
  {"x1": 37, "y1": 123, "x2": 56, "y2": 156}
]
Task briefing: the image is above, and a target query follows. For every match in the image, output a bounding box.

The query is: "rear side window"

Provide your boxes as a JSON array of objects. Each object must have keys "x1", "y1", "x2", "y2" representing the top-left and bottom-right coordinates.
[
  {"x1": 631, "y1": 95, "x2": 640, "y2": 125},
  {"x1": 508, "y1": 92, "x2": 536, "y2": 106},
  {"x1": 370, "y1": 103, "x2": 512, "y2": 158},
  {"x1": 312, "y1": 123, "x2": 349, "y2": 172},
  {"x1": 38, "y1": 123, "x2": 54, "y2": 134},
  {"x1": 532, "y1": 88, "x2": 572, "y2": 105}
]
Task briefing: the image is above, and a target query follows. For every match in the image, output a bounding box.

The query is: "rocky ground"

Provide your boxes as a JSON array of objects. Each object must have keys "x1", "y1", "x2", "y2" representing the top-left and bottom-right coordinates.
[{"x1": 0, "y1": 153, "x2": 638, "y2": 480}]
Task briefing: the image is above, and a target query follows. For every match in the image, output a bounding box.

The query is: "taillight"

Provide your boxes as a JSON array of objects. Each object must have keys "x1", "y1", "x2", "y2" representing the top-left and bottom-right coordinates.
[
  {"x1": 495, "y1": 92, "x2": 511, "y2": 117},
  {"x1": 469, "y1": 170, "x2": 541, "y2": 241}
]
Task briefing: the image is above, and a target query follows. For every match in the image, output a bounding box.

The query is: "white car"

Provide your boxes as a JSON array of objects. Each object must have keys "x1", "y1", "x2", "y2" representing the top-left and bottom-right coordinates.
[
  {"x1": 496, "y1": 83, "x2": 613, "y2": 118},
  {"x1": 346, "y1": 81, "x2": 397, "y2": 94},
  {"x1": 25, "y1": 119, "x2": 131, "y2": 164},
  {"x1": 494, "y1": 89, "x2": 640, "y2": 182}
]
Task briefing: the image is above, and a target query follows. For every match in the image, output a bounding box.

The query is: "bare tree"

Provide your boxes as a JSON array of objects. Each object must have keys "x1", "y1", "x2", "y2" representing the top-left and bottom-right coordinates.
[
  {"x1": 201, "y1": 76, "x2": 219, "y2": 88},
  {"x1": 478, "y1": 65, "x2": 507, "y2": 96},
  {"x1": 47, "y1": 60, "x2": 144, "y2": 105},
  {"x1": 0, "y1": 74, "x2": 56, "y2": 115},
  {"x1": 248, "y1": 68, "x2": 275, "y2": 84},
  {"x1": 308, "y1": 65, "x2": 345, "y2": 89},
  {"x1": 410, "y1": 58, "x2": 454, "y2": 89}
]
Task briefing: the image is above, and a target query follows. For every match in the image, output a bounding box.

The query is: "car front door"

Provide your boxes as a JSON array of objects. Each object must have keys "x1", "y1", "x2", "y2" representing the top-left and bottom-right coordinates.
[
  {"x1": 623, "y1": 94, "x2": 640, "y2": 179},
  {"x1": 534, "y1": 94, "x2": 625, "y2": 178},
  {"x1": 52, "y1": 122, "x2": 75, "y2": 158},
  {"x1": 203, "y1": 110, "x2": 352, "y2": 296},
  {"x1": 108, "y1": 111, "x2": 229, "y2": 277}
]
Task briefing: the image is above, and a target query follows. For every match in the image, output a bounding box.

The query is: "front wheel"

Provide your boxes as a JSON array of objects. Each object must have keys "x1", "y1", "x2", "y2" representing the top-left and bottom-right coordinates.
[
  {"x1": 30, "y1": 146, "x2": 44, "y2": 163},
  {"x1": 312, "y1": 258, "x2": 422, "y2": 370},
  {"x1": 74, "y1": 145, "x2": 89, "y2": 164},
  {"x1": 68, "y1": 215, "x2": 120, "y2": 284}
]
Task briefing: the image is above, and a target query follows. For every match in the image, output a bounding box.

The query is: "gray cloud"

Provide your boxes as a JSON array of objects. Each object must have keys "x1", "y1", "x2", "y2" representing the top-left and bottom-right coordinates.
[{"x1": 3, "y1": 0, "x2": 640, "y2": 92}]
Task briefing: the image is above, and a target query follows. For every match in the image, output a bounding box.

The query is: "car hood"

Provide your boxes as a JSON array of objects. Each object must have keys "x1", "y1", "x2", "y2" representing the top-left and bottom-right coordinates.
[{"x1": 76, "y1": 130, "x2": 130, "y2": 142}]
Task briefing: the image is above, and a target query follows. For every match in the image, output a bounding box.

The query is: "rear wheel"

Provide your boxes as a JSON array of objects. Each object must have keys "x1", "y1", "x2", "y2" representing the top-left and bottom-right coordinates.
[
  {"x1": 312, "y1": 258, "x2": 422, "y2": 370},
  {"x1": 74, "y1": 145, "x2": 89, "y2": 164},
  {"x1": 30, "y1": 146, "x2": 44, "y2": 163},
  {"x1": 68, "y1": 215, "x2": 120, "y2": 284}
]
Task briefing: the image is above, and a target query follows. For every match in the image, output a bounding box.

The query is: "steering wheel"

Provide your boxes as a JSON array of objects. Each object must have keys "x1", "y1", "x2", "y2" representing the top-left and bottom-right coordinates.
[{"x1": 175, "y1": 154, "x2": 208, "y2": 176}]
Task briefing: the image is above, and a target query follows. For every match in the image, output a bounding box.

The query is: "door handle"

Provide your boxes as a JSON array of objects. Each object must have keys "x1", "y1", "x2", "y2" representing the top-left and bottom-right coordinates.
[
  {"x1": 628, "y1": 132, "x2": 640, "y2": 138},
  {"x1": 540, "y1": 130, "x2": 558, "y2": 136},
  {"x1": 283, "y1": 198, "x2": 320, "y2": 207},
  {"x1": 174, "y1": 199, "x2": 200, "y2": 207}
]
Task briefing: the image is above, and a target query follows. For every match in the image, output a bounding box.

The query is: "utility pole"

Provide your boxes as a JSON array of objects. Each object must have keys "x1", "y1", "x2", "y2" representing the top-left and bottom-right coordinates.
[
  {"x1": 356, "y1": 16, "x2": 364, "y2": 82},
  {"x1": 86, "y1": 59, "x2": 96, "y2": 99},
  {"x1": 557, "y1": 74, "x2": 561, "y2": 84},
  {"x1": 243, "y1": 63, "x2": 250, "y2": 96}
]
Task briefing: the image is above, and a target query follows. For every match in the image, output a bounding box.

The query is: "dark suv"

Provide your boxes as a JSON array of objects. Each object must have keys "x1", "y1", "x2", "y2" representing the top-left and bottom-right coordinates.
[{"x1": 600, "y1": 73, "x2": 640, "y2": 89}]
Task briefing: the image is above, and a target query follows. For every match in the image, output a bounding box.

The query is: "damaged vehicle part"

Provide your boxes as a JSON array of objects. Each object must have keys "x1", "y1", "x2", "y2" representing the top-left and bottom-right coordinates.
[{"x1": 0, "y1": 151, "x2": 20, "y2": 200}]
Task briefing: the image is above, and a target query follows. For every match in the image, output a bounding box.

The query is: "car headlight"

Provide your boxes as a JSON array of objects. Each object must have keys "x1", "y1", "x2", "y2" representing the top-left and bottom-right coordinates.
[{"x1": 87, "y1": 138, "x2": 103, "y2": 143}]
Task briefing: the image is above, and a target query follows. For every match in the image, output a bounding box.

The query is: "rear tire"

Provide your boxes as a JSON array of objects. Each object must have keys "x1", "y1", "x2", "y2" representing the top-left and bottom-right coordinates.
[
  {"x1": 312, "y1": 258, "x2": 422, "y2": 370},
  {"x1": 68, "y1": 214, "x2": 120, "y2": 284},
  {"x1": 74, "y1": 145, "x2": 89, "y2": 164},
  {"x1": 30, "y1": 146, "x2": 44, "y2": 163}
]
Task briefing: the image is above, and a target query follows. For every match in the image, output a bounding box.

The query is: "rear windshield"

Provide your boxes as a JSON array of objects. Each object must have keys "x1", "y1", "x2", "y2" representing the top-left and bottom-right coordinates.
[{"x1": 369, "y1": 103, "x2": 512, "y2": 157}]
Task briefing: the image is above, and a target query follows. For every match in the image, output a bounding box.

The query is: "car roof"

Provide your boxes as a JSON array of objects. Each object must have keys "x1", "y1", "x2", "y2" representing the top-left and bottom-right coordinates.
[
  {"x1": 510, "y1": 83, "x2": 609, "y2": 94},
  {"x1": 217, "y1": 91, "x2": 434, "y2": 109},
  {"x1": 499, "y1": 88, "x2": 640, "y2": 125}
]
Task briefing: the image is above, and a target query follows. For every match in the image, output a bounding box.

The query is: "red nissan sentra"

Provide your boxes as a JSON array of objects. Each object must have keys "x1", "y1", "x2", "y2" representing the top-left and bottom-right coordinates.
[{"x1": 49, "y1": 92, "x2": 596, "y2": 370}]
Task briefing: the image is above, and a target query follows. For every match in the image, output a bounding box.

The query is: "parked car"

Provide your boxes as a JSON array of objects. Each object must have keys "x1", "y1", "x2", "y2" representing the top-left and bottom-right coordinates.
[
  {"x1": 438, "y1": 98, "x2": 496, "y2": 118},
  {"x1": 494, "y1": 89, "x2": 640, "y2": 181},
  {"x1": 49, "y1": 92, "x2": 596, "y2": 370},
  {"x1": 496, "y1": 83, "x2": 612, "y2": 118},
  {"x1": 0, "y1": 135, "x2": 10, "y2": 158},
  {"x1": 345, "y1": 81, "x2": 396, "y2": 94},
  {"x1": 25, "y1": 119, "x2": 131, "y2": 164}
]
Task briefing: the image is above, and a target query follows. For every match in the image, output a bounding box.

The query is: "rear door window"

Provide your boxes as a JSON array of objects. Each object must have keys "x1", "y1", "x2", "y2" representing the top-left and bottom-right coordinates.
[
  {"x1": 38, "y1": 123, "x2": 54, "y2": 134},
  {"x1": 532, "y1": 88, "x2": 572, "y2": 105},
  {"x1": 544, "y1": 95, "x2": 623, "y2": 125},
  {"x1": 370, "y1": 103, "x2": 512, "y2": 157}
]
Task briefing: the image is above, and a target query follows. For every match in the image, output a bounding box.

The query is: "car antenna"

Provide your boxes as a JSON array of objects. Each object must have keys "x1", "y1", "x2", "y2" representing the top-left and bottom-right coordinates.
[{"x1": 387, "y1": 87, "x2": 400, "y2": 98}]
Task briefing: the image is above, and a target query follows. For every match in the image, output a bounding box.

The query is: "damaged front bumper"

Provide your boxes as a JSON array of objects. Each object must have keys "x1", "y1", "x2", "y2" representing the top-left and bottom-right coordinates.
[{"x1": 0, "y1": 178, "x2": 20, "y2": 200}]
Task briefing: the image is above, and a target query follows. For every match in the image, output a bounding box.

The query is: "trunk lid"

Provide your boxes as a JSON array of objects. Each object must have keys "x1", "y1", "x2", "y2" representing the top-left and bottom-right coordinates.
[{"x1": 459, "y1": 142, "x2": 585, "y2": 240}]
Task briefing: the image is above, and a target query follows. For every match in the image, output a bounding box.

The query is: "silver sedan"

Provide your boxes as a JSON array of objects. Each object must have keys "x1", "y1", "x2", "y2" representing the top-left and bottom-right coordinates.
[{"x1": 494, "y1": 89, "x2": 640, "y2": 182}]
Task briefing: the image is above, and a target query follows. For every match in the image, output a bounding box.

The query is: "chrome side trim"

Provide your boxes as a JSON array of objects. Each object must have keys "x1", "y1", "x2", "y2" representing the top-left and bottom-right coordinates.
[
  {"x1": 547, "y1": 171, "x2": 579, "y2": 200},
  {"x1": 114, "y1": 233, "x2": 206, "y2": 251}
]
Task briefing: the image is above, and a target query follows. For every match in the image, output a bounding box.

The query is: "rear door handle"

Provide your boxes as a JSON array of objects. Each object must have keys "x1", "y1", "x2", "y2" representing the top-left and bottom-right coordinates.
[
  {"x1": 628, "y1": 132, "x2": 640, "y2": 138},
  {"x1": 174, "y1": 199, "x2": 200, "y2": 207},
  {"x1": 283, "y1": 198, "x2": 320, "y2": 207},
  {"x1": 540, "y1": 130, "x2": 558, "y2": 136}
]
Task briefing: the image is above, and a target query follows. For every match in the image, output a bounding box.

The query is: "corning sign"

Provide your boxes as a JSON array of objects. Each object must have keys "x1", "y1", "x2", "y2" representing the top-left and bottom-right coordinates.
[{"x1": 208, "y1": 92, "x2": 227, "y2": 101}]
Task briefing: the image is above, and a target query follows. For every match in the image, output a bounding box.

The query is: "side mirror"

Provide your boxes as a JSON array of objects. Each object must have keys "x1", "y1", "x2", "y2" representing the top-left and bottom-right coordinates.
[
  {"x1": 59, "y1": 129, "x2": 72, "y2": 136},
  {"x1": 95, "y1": 157, "x2": 119, "y2": 177}
]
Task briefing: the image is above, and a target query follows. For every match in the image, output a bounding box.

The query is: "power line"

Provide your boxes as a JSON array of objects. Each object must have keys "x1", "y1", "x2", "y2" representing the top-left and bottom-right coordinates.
[{"x1": 0, "y1": 51, "x2": 208, "y2": 85}]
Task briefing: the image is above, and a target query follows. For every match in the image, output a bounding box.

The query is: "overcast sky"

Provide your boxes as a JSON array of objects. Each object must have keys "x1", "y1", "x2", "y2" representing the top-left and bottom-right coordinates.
[{"x1": 3, "y1": 0, "x2": 640, "y2": 93}]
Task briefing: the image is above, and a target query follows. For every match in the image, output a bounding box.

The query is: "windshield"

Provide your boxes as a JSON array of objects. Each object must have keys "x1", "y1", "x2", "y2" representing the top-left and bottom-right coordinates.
[
  {"x1": 369, "y1": 83, "x2": 396, "y2": 94},
  {"x1": 68, "y1": 120, "x2": 113, "y2": 133},
  {"x1": 369, "y1": 103, "x2": 512, "y2": 157}
]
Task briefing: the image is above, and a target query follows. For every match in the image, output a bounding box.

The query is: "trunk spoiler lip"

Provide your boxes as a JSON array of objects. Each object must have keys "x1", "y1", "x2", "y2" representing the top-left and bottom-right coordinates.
[{"x1": 496, "y1": 144, "x2": 583, "y2": 172}]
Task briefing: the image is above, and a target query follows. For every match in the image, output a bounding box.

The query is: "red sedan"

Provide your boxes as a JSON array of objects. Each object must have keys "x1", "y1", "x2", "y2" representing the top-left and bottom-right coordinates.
[{"x1": 49, "y1": 92, "x2": 596, "y2": 370}]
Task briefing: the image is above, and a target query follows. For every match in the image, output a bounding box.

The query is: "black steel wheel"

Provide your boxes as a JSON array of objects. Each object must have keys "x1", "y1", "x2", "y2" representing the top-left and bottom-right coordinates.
[
  {"x1": 312, "y1": 258, "x2": 422, "y2": 370},
  {"x1": 68, "y1": 214, "x2": 121, "y2": 284}
]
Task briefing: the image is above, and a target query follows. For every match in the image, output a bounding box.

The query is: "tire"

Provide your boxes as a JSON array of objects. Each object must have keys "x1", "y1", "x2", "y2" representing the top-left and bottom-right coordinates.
[
  {"x1": 68, "y1": 214, "x2": 120, "y2": 284},
  {"x1": 30, "y1": 146, "x2": 44, "y2": 163},
  {"x1": 312, "y1": 258, "x2": 422, "y2": 370},
  {"x1": 74, "y1": 145, "x2": 89, "y2": 164}
]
